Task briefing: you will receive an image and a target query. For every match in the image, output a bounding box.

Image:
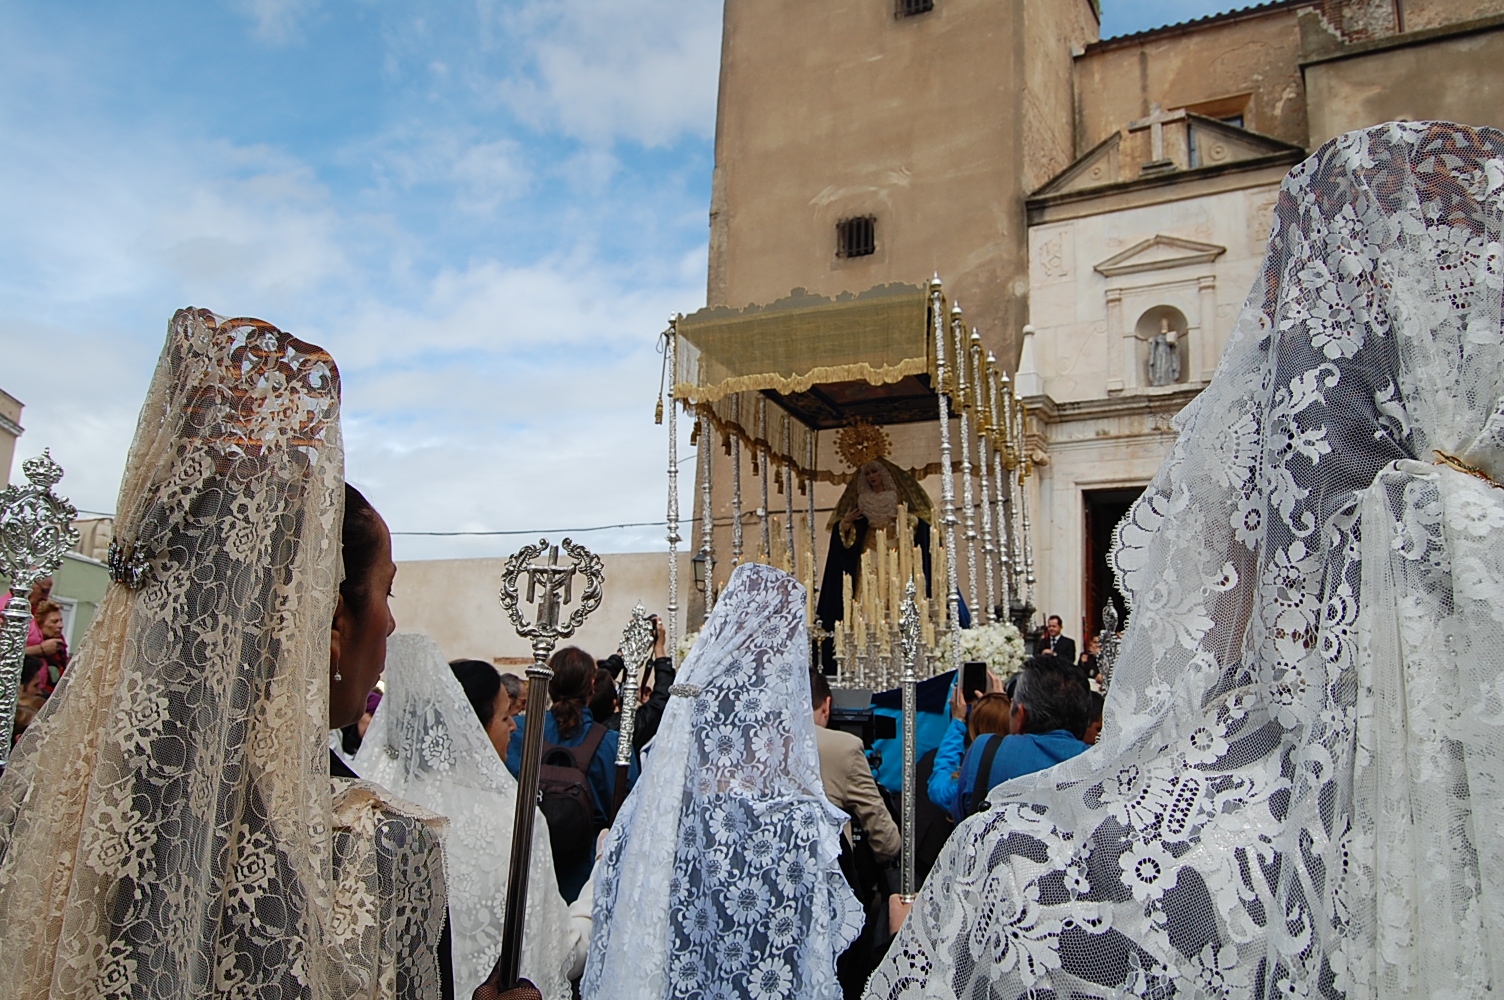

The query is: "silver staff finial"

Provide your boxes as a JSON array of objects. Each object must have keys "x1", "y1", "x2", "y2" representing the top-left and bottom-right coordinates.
[{"x1": 0, "y1": 449, "x2": 81, "y2": 766}]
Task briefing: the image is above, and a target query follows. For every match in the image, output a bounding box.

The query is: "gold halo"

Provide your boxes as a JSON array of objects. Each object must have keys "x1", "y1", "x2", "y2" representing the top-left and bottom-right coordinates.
[{"x1": 835, "y1": 421, "x2": 891, "y2": 469}]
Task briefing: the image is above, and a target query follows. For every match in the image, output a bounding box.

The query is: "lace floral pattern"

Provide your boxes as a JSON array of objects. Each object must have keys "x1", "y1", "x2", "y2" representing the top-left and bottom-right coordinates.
[
  {"x1": 0, "y1": 310, "x2": 446, "y2": 999},
  {"x1": 868, "y1": 122, "x2": 1504, "y2": 998},
  {"x1": 583, "y1": 562, "x2": 863, "y2": 1000},
  {"x1": 355, "y1": 633, "x2": 576, "y2": 999}
]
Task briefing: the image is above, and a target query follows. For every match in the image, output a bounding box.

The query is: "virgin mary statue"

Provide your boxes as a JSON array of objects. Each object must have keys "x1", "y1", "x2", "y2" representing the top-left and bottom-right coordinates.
[{"x1": 815, "y1": 423, "x2": 933, "y2": 646}]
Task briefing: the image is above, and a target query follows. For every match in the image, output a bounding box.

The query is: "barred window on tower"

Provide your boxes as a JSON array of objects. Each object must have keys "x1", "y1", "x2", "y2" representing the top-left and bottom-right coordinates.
[{"x1": 837, "y1": 216, "x2": 876, "y2": 258}]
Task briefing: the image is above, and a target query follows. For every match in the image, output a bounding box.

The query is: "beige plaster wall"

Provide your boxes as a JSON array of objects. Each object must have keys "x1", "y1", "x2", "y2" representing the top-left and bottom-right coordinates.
[
  {"x1": 1076, "y1": 7, "x2": 1311, "y2": 150},
  {"x1": 707, "y1": 0, "x2": 1095, "y2": 362},
  {"x1": 1400, "y1": 0, "x2": 1504, "y2": 31},
  {"x1": 390, "y1": 552, "x2": 690, "y2": 665},
  {"x1": 0, "y1": 389, "x2": 22, "y2": 486},
  {"x1": 1304, "y1": 22, "x2": 1504, "y2": 145}
]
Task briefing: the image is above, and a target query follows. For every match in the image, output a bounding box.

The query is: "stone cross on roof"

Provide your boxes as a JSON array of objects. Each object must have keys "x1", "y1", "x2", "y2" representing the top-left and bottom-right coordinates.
[{"x1": 1128, "y1": 102, "x2": 1186, "y2": 165}]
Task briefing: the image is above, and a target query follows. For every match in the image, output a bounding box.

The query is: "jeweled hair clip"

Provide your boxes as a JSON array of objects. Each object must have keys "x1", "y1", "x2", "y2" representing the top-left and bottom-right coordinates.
[{"x1": 107, "y1": 539, "x2": 150, "y2": 590}]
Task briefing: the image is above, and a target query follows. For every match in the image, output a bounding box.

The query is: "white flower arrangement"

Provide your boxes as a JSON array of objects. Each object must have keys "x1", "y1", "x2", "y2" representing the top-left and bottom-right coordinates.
[
  {"x1": 675, "y1": 629, "x2": 701, "y2": 666},
  {"x1": 937, "y1": 620, "x2": 1026, "y2": 679}
]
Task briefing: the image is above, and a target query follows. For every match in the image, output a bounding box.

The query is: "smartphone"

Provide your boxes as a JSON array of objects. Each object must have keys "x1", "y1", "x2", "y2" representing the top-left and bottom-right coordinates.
[{"x1": 962, "y1": 661, "x2": 988, "y2": 702}]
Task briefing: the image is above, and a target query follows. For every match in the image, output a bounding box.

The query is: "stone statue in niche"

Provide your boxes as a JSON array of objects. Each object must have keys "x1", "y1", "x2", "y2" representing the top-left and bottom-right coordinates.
[{"x1": 1147, "y1": 317, "x2": 1181, "y2": 386}]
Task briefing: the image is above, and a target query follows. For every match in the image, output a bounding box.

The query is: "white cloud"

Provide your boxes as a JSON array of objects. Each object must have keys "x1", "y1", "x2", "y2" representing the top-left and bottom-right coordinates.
[
  {"x1": 494, "y1": 0, "x2": 723, "y2": 147},
  {"x1": 231, "y1": 0, "x2": 322, "y2": 45}
]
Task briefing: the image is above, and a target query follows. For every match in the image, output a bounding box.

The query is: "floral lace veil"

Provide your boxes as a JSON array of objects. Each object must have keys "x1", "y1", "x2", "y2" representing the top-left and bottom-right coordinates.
[
  {"x1": 0, "y1": 310, "x2": 446, "y2": 999},
  {"x1": 354, "y1": 633, "x2": 575, "y2": 999},
  {"x1": 868, "y1": 121, "x2": 1504, "y2": 998},
  {"x1": 582, "y1": 561, "x2": 863, "y2": 1000}
]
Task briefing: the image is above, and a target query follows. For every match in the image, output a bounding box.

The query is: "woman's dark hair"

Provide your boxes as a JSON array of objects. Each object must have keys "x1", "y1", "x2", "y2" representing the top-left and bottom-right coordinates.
[
  {"x1": 450, "y1": 659, "x2": 504, "y2": 728},
  {"x1": 588, "y1": 668, "x2": 618, "y2": 723},
  {"x1": 548, "y1": 646, "x2": 596, "y2": 737},
  {"x1": 340, "y1": 484, "x2": 384, "y2": 610}
]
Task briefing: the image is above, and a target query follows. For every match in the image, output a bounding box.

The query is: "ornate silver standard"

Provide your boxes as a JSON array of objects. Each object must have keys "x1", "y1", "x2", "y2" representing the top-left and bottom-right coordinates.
[
  {"x1": 952, "y1": 306, "x2": 979, "y2": 619},
  {"x1": 612, "y1": 603, "x2": 655, "y2": 818},
  {"x1": 698, "y1": 406, "x2": 716, "y2": 624},
  {"x1": 730, "y1": 395, "x2": 744, "y2": 565},
  {"x1": 493, "y1": 538, "x2": 604, "y2": 992},
  {"x1": 1097, "y1": 601, "x2": 1122, "y2": 694},
  {"x1": 987, "y1": 354, "x2": 1012, "y2": 616},
  {"x1": 971, "y1": 330, "x2": 996, "y2": 623},
  {"x1": 665, "y1": 318, "x2": 681, "y2": 664},
  {"x1": 931, "y1": 277, "x2": 963, "y2": 678},
  {"x1": 0, "y1": 451, "x2": 79, "y2": 768},
  {"x1": 898, "y1": 580, "x2": 921, "y2": 902}
]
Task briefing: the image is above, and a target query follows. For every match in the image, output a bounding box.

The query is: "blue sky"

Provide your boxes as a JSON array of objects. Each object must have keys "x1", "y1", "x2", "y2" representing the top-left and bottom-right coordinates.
[{"x1": 1, "y1": 0, "x2": 1241, "y2": 560}]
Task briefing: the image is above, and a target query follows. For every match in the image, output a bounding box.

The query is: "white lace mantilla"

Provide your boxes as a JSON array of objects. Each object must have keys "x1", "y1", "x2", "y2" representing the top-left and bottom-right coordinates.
[
  {"x1": 868, "y1": 121, "x2": 1504, "y2": 998},
  {"x1": 584, "y1": 562, "x2": 864, "y2": 1000},
  {"x1": 355, "y1": 633, "x2": 578, "y2": 999}
]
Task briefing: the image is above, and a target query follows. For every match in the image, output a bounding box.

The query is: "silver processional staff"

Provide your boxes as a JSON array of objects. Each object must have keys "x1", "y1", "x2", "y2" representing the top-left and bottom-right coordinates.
[
  {"x1": 478, "y1": 538, "x2": 604, "y2": 999},
  {"x1": 0, "y1": 451, "x2": 80, "y2": 769}
]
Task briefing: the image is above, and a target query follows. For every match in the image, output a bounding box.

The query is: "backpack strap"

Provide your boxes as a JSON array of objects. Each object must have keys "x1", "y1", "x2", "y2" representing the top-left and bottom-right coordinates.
[
  {"x1": 567, "y1": 723, "x2": 608, "y2": 772},
  {"x1": 968, "y1": 734, "x2": 1005, "y2": 816}
]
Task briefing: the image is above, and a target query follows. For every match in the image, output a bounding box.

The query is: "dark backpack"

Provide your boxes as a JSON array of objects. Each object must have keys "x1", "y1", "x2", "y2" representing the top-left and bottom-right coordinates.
[{"x1": 537, "y1": 723, "x2": 608, "y2": 865}]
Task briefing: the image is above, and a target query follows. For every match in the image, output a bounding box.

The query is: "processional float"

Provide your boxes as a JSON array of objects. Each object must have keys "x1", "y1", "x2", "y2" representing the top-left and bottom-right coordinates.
[
  {"x1": 656, "y1": 275, "x2": 1040, "y2": 900},
  {"x1": 0, "y1": 451, "x2": 80, "y2": 770}
]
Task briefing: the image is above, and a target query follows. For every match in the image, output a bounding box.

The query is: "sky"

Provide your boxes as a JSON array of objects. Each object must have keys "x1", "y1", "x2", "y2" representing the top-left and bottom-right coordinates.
[{"x1": 1, "y1": 0, "x2": 1243, "y2": 561}]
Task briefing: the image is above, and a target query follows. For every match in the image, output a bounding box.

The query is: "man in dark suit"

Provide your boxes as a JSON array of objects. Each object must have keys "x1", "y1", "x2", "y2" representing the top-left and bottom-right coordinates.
[{"x1": 1039, "y1": 614, "x2": 1075, "y2": 665}]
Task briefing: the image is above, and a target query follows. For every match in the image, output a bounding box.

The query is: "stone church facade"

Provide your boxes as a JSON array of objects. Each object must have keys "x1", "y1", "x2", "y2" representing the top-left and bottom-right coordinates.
[{"x1": 700, "y1": 0, "x2": 1504, "y2": 640}]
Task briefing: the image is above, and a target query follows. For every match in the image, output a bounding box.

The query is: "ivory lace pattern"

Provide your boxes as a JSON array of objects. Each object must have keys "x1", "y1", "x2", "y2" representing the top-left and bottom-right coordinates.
[
  {"x1": 354, "y1": 633, "x2": 576, "y2": 999},
  {"x1": 0, "y1": 310, "x2": 447, "y2": 999},
  {"x1": 583, "y1": 562, "x2": 864, "y2": 1000},
  {"x1": 867, "y1": 121, "x2": 1504, "y2": 998}
]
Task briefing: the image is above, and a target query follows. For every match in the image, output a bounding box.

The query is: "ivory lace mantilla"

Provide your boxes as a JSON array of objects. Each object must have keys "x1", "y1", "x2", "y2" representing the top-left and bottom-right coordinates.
[
  {"x1": 868, "y1": 121, "x2": 1504, "y2": 998},
  {"x1": 0, "y1": 310, "x2": 447, "y2": 999}
]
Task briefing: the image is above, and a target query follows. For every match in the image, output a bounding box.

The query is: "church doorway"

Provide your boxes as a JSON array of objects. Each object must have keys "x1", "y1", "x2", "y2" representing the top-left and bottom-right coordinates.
[{"x1": 1082, "y1": 487, "x2": 1144, "y2": 638}]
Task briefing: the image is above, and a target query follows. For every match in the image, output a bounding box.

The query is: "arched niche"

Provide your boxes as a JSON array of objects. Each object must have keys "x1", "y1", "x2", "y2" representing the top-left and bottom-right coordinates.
[{"x1": 1134, "y1": 305, "x2": 1189, "y2": 387}]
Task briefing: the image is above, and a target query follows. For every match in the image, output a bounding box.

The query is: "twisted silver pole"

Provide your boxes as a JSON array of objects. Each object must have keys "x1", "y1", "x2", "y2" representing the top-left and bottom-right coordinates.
[
  {"x1": 757, "y1": 396, "x2": 771, "y2": 561},
  {"x1": 698, "y1": 407, "x2": 716, "y2": 624},
  {"x1": 931, "y1": 277, "x2": 963, "y2": 678},
  {"x1": 952, "y1": 307, "x2": 979, "y2": 621},
  {"x1": 782, "y1": 414, "x2": 796, "y2": 567},
  {"x1": 987, "y1": 356, "x2": 1012, "y2": 615},
  {"x1": 730, "y1": 396, "x2": 744, "y2": 565},
  {"x1": 665, "y1": 319, "x2": 681, "y2": 657},
  {"x1": 971, "y1": 330, "x2": 995, "y2": 623},
  {"x1": 899, "y1": 581, "x2": 921, "y2": 901}
]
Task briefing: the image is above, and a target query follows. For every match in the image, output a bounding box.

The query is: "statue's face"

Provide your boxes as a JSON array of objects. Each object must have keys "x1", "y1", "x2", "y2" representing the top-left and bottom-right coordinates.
[{"x1": 864, "y1": 465, "x2": 887, "y2": 492}]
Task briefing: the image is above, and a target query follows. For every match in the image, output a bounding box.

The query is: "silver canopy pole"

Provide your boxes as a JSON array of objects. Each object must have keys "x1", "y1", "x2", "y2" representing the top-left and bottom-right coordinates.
[
  {"x1": 930, "y1": 277, "x2": 962, "y2": 677},
  {"x1": 698, "y1": 407, "x2": 716, "y2": 624},
  {"x1": 730, "y1": 395, "x2": 744, "y2": 566},
  {"x1": 665, "y1": 318, "x2": 681, "y2": 658},
  {"x1": 952, "y1": 307, "x2": 979, "y2": 621},
  {"x1": 987, "y1": 356, "x2": 1012, "y2": 617},
  {"x1": 971, "y1": 330, "x2": 996, "y2": 623},
  {"x1": 757, "y1": 396, "x2": 771, "y2": 561}
]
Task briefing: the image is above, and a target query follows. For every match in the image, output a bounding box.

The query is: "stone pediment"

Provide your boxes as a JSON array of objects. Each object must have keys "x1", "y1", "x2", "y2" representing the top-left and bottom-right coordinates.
[
  {"x1": 1030, "y1": 114, "x2": 1305, "y2": 198},
  {"x1": 1093, "y1": 235, "x2": 1226, "y2": 277},
  {"x1": 1031, "y1": 132, "x2": 1122, "y2": 198}
]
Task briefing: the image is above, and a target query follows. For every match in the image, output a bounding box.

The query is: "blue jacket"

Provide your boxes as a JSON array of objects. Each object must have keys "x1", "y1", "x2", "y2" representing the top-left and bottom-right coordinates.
[
  {"x1": 505, "y1": 707, "x2": 638, "y2": 829},
  {"x1": 952, "y1": 729, "x2": 1088, "y2": 821},
  {"x1": 926, "y1": 717, "x2": 969, "y2": 815}
]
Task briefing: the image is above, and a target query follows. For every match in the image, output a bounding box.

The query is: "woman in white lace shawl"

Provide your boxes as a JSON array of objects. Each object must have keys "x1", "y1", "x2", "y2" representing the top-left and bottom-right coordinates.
[
  {"x1": 355, "y1": 633, "x2": 590, "y2": 999},
  {"x1": 583, "y1": 562, "x2": 863, "y2": 1000},
  {"x1": 0, "y1": 310, "x2": 448, "y2": 999},
  {"x1": 869, "y1": 121, "x2": 1504, "y2": 999}
]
